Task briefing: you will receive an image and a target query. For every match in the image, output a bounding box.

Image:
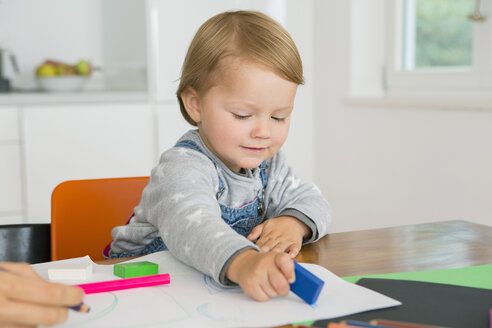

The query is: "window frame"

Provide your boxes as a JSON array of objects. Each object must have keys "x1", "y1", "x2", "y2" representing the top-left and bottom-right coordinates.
[{"x1": 384, "y1": 0, "x2": 492, "y2": 97}]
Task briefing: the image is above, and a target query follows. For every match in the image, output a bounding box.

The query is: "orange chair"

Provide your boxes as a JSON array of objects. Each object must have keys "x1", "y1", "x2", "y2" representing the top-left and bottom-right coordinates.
[{"x1": 51, "y1": 177, "x2": 149, "y2": 261}]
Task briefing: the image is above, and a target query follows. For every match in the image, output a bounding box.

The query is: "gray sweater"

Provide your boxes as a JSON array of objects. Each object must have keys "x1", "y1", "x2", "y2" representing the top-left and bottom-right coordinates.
[{"x1": 110, "y1": 129, "x2": 331, "y2": 285}]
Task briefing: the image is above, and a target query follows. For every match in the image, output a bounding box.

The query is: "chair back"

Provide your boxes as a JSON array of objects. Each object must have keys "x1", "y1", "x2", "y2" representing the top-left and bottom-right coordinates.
[
  {"x1": 0, "y1": 224, "x2": 51, "y2": 264},
  {"x1": 51, "y1": 177, "x2": 149, "y2": 261}
]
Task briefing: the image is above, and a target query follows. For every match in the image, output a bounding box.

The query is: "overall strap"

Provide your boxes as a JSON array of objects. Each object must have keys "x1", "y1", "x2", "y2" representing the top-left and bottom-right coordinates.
[
  {"x1": 259, "y1": 161, "x2": 267, "y2": 187},
  {"x1": 257, "y1": 161, "x2": 268, "y2": 216},
  {"x1": 174, "y1": 139, "x2": 202, "y2": 153}
]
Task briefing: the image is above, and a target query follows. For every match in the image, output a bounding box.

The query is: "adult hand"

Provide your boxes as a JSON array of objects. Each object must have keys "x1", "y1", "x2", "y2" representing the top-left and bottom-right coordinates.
[{"x1": 0, "y1": 262, "x2": 85, "y2": 328}]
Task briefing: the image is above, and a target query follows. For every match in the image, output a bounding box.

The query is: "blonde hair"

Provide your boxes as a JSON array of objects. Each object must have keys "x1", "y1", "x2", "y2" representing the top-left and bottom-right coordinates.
[{"x1": 176, "y1": 10, "x2": 304, "y2": 126}]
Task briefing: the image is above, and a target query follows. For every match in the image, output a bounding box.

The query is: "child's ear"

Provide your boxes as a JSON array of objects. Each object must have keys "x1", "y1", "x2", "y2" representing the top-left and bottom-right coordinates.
[{"x1": 180, "y1": 87, "x2": 201, "y2": 124}]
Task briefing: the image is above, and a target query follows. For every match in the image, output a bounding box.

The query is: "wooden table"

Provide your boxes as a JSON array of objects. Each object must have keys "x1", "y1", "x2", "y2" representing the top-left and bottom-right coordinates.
[
  {"x1": 296, "y1": 219, "x2": 492, "y2": 277},
  {"x1": 100, "y1": 220, "x2": 492, "y2": 328},
  {"x1": 102, "y1": 220, "x2": 492, "y2": 274}
]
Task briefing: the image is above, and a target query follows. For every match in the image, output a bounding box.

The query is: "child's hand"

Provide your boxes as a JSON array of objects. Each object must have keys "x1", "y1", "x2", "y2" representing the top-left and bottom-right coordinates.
[
  {"x1": 226, "y1": 249, "x2": 294, "y2": 302},
  {"x1": 247, "y1": 216, "x2": 309, "y2": 258}
]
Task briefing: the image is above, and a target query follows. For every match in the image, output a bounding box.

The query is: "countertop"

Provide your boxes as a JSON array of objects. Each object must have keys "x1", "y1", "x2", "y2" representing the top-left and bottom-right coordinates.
[{"x1": 0, "y1": 90, "x2": 150, "y2": 106}]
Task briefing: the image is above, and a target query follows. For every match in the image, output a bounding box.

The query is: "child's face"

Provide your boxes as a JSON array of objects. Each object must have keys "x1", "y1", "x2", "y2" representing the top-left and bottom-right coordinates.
[{"x1": 186, "y1": 59, "x2": 298, "y2": 173}]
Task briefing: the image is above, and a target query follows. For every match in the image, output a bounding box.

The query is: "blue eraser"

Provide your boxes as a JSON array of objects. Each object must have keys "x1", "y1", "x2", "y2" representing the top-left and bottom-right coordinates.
[{"x1": 290, "y1": 261, "x2": 324, "y2": 305}]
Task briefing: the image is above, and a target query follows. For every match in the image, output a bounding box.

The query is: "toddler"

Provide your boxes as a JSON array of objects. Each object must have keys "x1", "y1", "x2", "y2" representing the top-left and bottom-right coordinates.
[{"x1": 109, "y1": 10, "x2": 331, "y2": 302}]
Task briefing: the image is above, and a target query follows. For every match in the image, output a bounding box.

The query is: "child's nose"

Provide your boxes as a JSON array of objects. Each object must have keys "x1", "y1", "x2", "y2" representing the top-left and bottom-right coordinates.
[{"x1": 251, "y1": 118, "x2": 270, "y2": 139}]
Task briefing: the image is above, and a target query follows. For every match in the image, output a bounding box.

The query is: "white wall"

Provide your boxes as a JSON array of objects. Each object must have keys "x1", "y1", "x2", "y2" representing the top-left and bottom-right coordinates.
[
  {"x1": 282, "y1": 1, "x2": 315, "y2": 183},
  {"x1": 313, "y1": 1, "x2": 492, "y2": 232}
]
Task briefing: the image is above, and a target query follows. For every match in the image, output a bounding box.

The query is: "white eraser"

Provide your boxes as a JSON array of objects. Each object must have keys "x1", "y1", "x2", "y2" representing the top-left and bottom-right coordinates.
[{"x1": 48, "y1": 263, "x2": 93, "y2": 281}]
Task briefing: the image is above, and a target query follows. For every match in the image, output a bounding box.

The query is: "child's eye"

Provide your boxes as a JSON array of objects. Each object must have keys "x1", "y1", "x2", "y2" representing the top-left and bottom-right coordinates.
[
  {"x1": 271, "y1": 116, "x2": 286, "y2": 122},
  {"x1": 233, "y1": 113, "x2": 250, "y2": 120}
]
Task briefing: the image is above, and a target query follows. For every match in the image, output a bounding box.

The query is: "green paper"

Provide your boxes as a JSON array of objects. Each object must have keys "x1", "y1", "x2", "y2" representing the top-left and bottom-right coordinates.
[
  {"x1": 292, "y1": 320, "x2": 316, "y2": 327},
  {"x1": 113, "y1": 261, "x2": 159, "y2": 278},
  {"x1": 342, "y1": 263, "x2": 492, "y2": 290}
]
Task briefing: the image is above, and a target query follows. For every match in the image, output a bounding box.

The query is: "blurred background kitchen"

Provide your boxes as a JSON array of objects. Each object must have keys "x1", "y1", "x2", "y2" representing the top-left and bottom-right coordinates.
[{"x1": 0, "y1": 0, "x2": 491, "y2": 232}]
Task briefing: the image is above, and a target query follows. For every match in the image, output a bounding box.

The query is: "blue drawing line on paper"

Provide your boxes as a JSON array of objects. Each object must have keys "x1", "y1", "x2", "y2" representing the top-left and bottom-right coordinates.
[
  {"x1": 116, "y1": 293, "x2": 192, "y2": 328},
  {"x1": 59, "y1": 290, "x2": 192, "y2": 328},
  {"x1": 59, "y1": 292, "x2": 118, "y2": 327},
  {"x1": 203, "y1": 274, "x2": 242, "y2": 295},
  {"x1": 196, "y1": 301, "x2": 244, "y2": 322}
]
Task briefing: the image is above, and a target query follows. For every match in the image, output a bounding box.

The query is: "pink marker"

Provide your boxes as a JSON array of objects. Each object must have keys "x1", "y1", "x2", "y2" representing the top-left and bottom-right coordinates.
[{"x1": 77, "y1": 273, "x2": 170, "y2": 294}]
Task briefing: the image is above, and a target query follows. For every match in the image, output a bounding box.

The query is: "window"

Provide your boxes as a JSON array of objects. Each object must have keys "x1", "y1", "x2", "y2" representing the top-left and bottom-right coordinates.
[
  {"x1": 402, "y1": 0, "x2": 473, "y2": 69},
  {"x1": 385, "y1": 0, "x2": 492, "y2": 103}
]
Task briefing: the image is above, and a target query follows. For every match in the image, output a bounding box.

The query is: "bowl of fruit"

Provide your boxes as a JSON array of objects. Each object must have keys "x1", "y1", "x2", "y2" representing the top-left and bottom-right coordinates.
[{"x1": 36, "y1": 59, "x2": 93, "y2": 93}]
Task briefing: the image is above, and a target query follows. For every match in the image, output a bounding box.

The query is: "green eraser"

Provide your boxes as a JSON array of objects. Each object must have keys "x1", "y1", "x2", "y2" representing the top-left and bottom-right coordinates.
[{"x1": 113, "y1": 261, "x2": 159, "y2": 278}]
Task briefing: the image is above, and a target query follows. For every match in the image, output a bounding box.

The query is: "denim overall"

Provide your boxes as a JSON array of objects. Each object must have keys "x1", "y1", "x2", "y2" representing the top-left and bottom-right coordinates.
[{"x1": 108, "y1": 139, "x2": 267, "y2": 258}]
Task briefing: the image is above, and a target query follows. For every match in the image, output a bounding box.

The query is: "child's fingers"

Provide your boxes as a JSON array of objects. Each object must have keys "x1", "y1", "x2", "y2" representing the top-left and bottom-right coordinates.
[
  {"x1": 244, "y1": 283, "x2": 269, "y2": 302},
  {"x1": 260, "y1": 280, "x2": 278, "y2": 299},
  {"x1": 268, "y1": 240, "x2": 300, "y2": 257},
  {"x1": 287, "y1": 244, "x2": 301, "y2": 258},
  {"x1": 270, "y1": 242, "x2": 299, "y2": 257},
  {"x1": 254, "y1": 232, "x2": 272, "y2": 250},
  {"x1": 268, "y1": 267, "x2": 291, "y2": 297},
  {"x1": 274, "y1": 253, "x2": 295, "y2": 283},
  {"x1": 247, "y1": 224, "x2": 263, "y2": 241},
  {"x1": 258, "y1": 238, "x2": 279, "y2": 253}
]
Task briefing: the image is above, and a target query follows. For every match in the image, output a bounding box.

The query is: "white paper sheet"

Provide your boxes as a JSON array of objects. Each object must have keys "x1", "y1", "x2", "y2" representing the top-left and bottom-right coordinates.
[{"x1": 33, "y1": 251, "x2": 401, "y2": 328}]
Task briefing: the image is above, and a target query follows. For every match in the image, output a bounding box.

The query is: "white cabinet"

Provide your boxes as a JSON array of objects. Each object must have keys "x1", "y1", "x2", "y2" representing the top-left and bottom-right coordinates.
[
  {"x1": 0, "y1": 107, "x2": 23, "y2": 224},
  {"x1": 0, "y1": 107, "x2": 19, "y2": 140},
  {"x1": 22, "y1": 103, "x2": 155, "y2": 223}
]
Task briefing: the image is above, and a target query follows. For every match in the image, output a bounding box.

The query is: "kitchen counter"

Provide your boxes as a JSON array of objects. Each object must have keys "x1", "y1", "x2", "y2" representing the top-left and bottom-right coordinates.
[{"x1": 0, "y1": 91, "x2": 150, "y2": 106}]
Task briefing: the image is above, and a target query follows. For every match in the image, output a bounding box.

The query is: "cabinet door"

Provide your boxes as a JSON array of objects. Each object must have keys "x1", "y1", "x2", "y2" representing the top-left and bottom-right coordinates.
[
  {"x1": 0, "y1": 145, "x2": 23, "y2": 224},
  {"x1": 0, "y1": 107, "x2": 23, "y2": 224},
  {"x1": 22, "y1": 103, "x2": 155, "y2": 223},
  {"x1": 0, "y1": 107, "x2": 19, "y2": 141}
]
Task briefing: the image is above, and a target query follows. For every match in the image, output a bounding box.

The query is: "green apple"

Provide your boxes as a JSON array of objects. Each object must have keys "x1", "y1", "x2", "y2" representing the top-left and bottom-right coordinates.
[{"x1": 75, "y1": 60, "x2": 92, "y2": 76}]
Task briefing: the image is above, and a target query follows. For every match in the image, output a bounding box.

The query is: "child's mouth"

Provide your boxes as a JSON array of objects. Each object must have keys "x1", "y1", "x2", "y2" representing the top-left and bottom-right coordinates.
[{"x1": 242, "y1": 146, "x2": 266, "y2": 153}]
